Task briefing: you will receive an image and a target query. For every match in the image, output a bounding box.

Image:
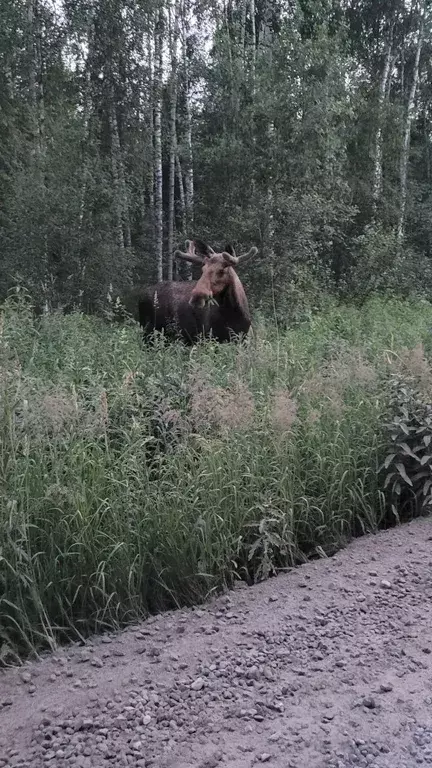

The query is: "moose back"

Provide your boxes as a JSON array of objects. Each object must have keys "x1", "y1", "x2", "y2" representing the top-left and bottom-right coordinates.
[{"x1": 133, "y1": 239, "x2": 258, "y2": 344}]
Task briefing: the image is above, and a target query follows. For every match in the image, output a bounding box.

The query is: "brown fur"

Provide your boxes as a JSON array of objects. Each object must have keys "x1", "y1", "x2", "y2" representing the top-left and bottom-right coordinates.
[{"x1": 135, "y1": 240, "x2": 258, "y2": 344}]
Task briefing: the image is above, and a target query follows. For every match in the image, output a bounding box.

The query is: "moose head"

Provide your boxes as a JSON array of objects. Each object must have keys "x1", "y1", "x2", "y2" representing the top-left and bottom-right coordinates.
[{"x1": 174, "y1": 239, "x2": 258, "y2": 309}]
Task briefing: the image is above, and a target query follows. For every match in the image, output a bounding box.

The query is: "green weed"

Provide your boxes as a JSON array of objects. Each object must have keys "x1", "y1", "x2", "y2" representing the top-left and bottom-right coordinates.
[{"x1": 1, "y1": 294, "x2": 432, "y2": 658}]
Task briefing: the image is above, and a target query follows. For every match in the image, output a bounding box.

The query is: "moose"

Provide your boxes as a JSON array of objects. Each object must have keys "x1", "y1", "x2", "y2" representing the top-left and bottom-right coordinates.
[{"x1": 135, "y1": 239, "x2": 258, "y2": 344}]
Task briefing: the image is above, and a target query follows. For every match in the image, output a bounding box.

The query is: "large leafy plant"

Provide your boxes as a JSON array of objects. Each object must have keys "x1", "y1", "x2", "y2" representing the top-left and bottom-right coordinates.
[{"x1": 381, "y1": 375, "x2": 432, "y2": 519}]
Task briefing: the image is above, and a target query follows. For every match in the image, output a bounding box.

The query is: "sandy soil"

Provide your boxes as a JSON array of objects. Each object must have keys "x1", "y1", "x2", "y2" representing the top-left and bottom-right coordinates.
[{"x1": 1, "y1": 517, "x2": 432, "y2": 768}]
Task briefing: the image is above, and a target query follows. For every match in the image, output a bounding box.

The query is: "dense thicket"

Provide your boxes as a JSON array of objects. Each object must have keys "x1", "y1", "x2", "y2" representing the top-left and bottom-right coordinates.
[{"x1": 1, "y1": 0, "x2": 431, "y2": 321}]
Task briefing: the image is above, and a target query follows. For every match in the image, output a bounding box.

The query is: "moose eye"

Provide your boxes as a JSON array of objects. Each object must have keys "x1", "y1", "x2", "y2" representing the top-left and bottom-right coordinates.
[{"x1": 218, "y1": 269, "x2": 225, "y2": 277}]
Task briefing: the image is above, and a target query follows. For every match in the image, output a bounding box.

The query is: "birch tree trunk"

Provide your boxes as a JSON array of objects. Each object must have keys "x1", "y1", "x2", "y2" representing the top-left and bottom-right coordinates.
[
  {"x1": 182, "y1": 0, "x2": 193, "y2": 234},
  {"x1": 109, "y1": 82, "x2": 132, "y2": 251},
  {"x1": 175, "y1": 153, "x2": 188, "y2": 280},
  {"x1": 180, "y1": 0, "x2": 193, "y2": 280},
  {"x1": 109, "y1": 89, "x2": 126, "y2": 256},
  {"x1": 167, "y1": 0, "x2": 179, "y2": 281},
  {"x1": 240, "y1": 0, "x2": 247, "y2": 66},
  {"x1": 77, "y1": 12, "x2": 96, "y2": 308},
  {"x1": 27, "y1": 0, "x2": 37, "y2": 150},
  {"x1": 250, "y1": 0, "x2": 256, "y2": 88},
  {"x1": 372, "y1": 25, "x2": 394, "y2": 217},
  {"x1": 396, "y1": 6, "x2": 425, "y2": 251},
  {"x1": 154, "y1": 8, "x2": 164, "y2": 282},
  {"x1": 147, "y1": 28, "x2": 155, "y2": 256},
  {"x1": 250, "y1": 0, "x2": 257, "y2": 202},
  {"x1": 261, "y1": 2, "x2": 275, "y2": 261},
  {"x1": 176, "y1": 154, "x2": 187, "y2": 236},
  {"x1": 35, "y1": 5, "x2": 45, "y2": 157},
  {"x1": 28, "y1": 0, "x2": 51, "y2": 309}
]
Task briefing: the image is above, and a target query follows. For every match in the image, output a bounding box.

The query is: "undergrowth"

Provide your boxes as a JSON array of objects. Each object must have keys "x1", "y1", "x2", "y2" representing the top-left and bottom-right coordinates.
[{"x1": 1, "y1": 293, "x2": 432, "y2": 660}]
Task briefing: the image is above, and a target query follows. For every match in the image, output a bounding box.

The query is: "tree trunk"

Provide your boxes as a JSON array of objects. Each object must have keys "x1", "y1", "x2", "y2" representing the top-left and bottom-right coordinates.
[
  {"x1": 29, "y1": 0, "x2": 51, "y2": 309},
  {"x1": 250, "y1": 0, "x2": 257, "y2": 202},
  {"x1": 35, "y1": 3, "x2": 45, "y2": 157},
  {"x1": 109, "y1": 81, "x2": 132, "y2": 251},
  {"x1": 176, "y1": 155, "x2": 187, "y2": 236},
  {"x1": 396, "y1": 6, "x2": 424, "y2": 251},
  {"x1": 372, "y1": 25, "x2": 394, "y2": 217},
  {"x1": 154, "y1": 8, "x2": 164, "y2": 282},
  {"x1": 223, "y1": 0, "x2": 235, "y2": 116},
  {"x1": 182, "y1": 0, "x2": 194, "y2": 236},
  {"x1": 385, "y1": 53, "x2": 397, "y2": 99},
  {"x1": 147, "y1": 28, "x2": 155, "y2": 258},
  {"x1": 167, "y1": 0, "x2": 179, "y2": 281},
  {"x1": 27, "y1": 0, "x2": 37, "y2": 147},
  {"x1": 77, "y1": 14, "x2": 95, "y2": 309},
  {"x1": 109, "y1": 91, "x2": 126, "y2": 255},
  {"x1": 250, "y1": 0, "x2": 256, "y2": 87},
  {"x1": 260, "y1": 2, "x2": 274, "y2": 261},
  {"x1": 175, "y1": 154, "x2": 190, "y2": 280},
  {"x1": 240, "y1": 0, "x2": 247, "y2": 66}
]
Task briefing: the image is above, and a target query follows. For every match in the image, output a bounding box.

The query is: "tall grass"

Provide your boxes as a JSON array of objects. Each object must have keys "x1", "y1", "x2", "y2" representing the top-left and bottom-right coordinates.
[{"x1": 1, "y1": 294, "x2": 432, "y2": 659}]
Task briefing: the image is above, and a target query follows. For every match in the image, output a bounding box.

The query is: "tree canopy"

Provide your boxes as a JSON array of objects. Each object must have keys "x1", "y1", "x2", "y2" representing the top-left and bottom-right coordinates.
[{"x1": 1, "y1": 0, "x2": 431, "y2": 321}]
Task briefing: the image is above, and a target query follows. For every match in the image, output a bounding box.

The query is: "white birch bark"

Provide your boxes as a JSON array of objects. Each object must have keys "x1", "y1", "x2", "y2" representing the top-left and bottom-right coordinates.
[
  {"x1": 154, "y1": 9, "x2": 164, "y2": 282},
  {"x1": 181, "y1": 0, "x2": 194, "y2": 235},
  {"x1": 372, "y1": 25, "x2": 394, "y2": 216},
  {"x1": 396, "y1": 5, "x2": 425, "y2": 250},
  {"x1": 167, "y1": 0, "x2": 179, "y2": 281},
  {"x1": 109, "y1": 89, "x2": 126, "y2": 255}
]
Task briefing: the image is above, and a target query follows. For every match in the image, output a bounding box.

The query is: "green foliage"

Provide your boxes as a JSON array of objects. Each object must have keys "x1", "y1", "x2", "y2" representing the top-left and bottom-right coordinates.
[
  {"x1": 347, "y1": 224, "x2": 432, "y2": 300},
  {"x1": 1, "y1": 0, "x2": 432, "y2": 312},
  {"x1": 382, "y1": 374, "x2": 432, "y2": 519},
  {"x1": 1, "y1": 296, "x2": 432, "y2": 659}
]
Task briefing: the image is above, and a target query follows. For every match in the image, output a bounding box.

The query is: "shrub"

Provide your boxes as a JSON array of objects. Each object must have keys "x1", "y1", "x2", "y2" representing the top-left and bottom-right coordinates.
[
  {"x1": 347, "y1": 224, "x2": 432, "y2": 301},
  {"x1": 381, "y1": 359, "x2": 432, "y2": 519}
]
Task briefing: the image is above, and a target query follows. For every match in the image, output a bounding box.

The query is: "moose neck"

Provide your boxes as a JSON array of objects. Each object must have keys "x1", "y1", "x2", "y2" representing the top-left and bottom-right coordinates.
[{"x1": 217, "y1": 269, "x2": 250, "y2": 322}]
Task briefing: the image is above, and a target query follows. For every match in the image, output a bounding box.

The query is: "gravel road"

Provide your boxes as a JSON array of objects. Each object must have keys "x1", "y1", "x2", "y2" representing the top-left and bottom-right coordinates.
[{"x1": 1, "y1": 517, "x2": 432, "y2": 768}]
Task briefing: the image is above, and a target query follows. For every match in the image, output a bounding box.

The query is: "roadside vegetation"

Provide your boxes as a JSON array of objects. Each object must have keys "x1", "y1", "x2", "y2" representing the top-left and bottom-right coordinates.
[{"x1": 1, "y1": 293, "x2": 432, "y2": 660}]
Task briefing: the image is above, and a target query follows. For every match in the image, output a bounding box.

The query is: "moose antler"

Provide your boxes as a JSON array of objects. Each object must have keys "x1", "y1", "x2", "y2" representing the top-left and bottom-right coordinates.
[
  {"x1": 174, "y1": 240, "x2": 205, "y2": 265},
  {"x1": 222, "y1": 246, "x2": 258, "y2": 267}
]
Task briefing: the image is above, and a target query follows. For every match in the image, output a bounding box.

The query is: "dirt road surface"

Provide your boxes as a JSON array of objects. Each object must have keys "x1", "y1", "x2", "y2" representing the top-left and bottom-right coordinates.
[{"x1": 1, "y1": 518, "x2": 432, "y2": 768}]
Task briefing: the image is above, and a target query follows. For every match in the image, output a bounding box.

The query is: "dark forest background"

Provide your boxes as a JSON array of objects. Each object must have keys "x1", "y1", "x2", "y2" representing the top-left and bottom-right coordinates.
[{"x1": 1, "y1": 0, "x2": 431, "y2": 324}]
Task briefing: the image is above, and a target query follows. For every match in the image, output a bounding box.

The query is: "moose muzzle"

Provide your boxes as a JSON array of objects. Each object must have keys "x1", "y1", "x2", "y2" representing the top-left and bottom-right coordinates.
[{"x1": 189, "y1": 281, "x2": 213, "y2": 308}]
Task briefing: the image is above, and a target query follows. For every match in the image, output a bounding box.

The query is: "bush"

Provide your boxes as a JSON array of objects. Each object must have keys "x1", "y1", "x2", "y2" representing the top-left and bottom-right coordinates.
[
  {"x1": 381, "y1": 346, "x2": 432, "y2": 519},
  {"x1": 1, "y1": 295, "x2": 432, "y2": 659},
  {"x1": 346, "y1": 224, "x2": 432, "y2": 301}
]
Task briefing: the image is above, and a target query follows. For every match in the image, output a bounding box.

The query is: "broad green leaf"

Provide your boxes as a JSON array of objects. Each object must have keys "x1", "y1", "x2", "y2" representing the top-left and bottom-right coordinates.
[
  {"x1": 422, "y1": 480, "x2": 432, "y2": 496},
  {"x1": 395, "y1": 463, "x2": 413, "y2": 486},
  {"x1": 399, "y1": 443, "x2": 420, "y2": 460},
  {"x1": 384, "y1": 453, "x2": 396, "y2": 469}
]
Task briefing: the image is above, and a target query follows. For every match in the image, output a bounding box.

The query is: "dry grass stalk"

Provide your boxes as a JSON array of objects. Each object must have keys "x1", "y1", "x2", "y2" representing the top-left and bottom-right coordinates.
[
  {"x1": 189, "y1": 369, "x2": 255, "y2": 433},
  {"x1": 99, "y1": 390, "x2": 108, "y2": 429},
  {"x1": 269, "y1": 389, "x2": 298, "y2": 432},
  {"x1": 122, "y1": 370, "x2": 138, "y2": 390},
  {"x1": 391, "y1": 343, "x2": 432, "y2": 398},
  {"x1": 300, "y1": 348, "x2": 378, "y2": 414}
]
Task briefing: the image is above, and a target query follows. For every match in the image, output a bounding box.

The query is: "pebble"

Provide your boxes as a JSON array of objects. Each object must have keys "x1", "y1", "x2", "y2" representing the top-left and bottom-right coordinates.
[
  {"x1": 380, "y1": 580, "x2": 392, "y2": 590},
  {"x1": 379, "y1": 683, "x2": 394, "y2": 693}
]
